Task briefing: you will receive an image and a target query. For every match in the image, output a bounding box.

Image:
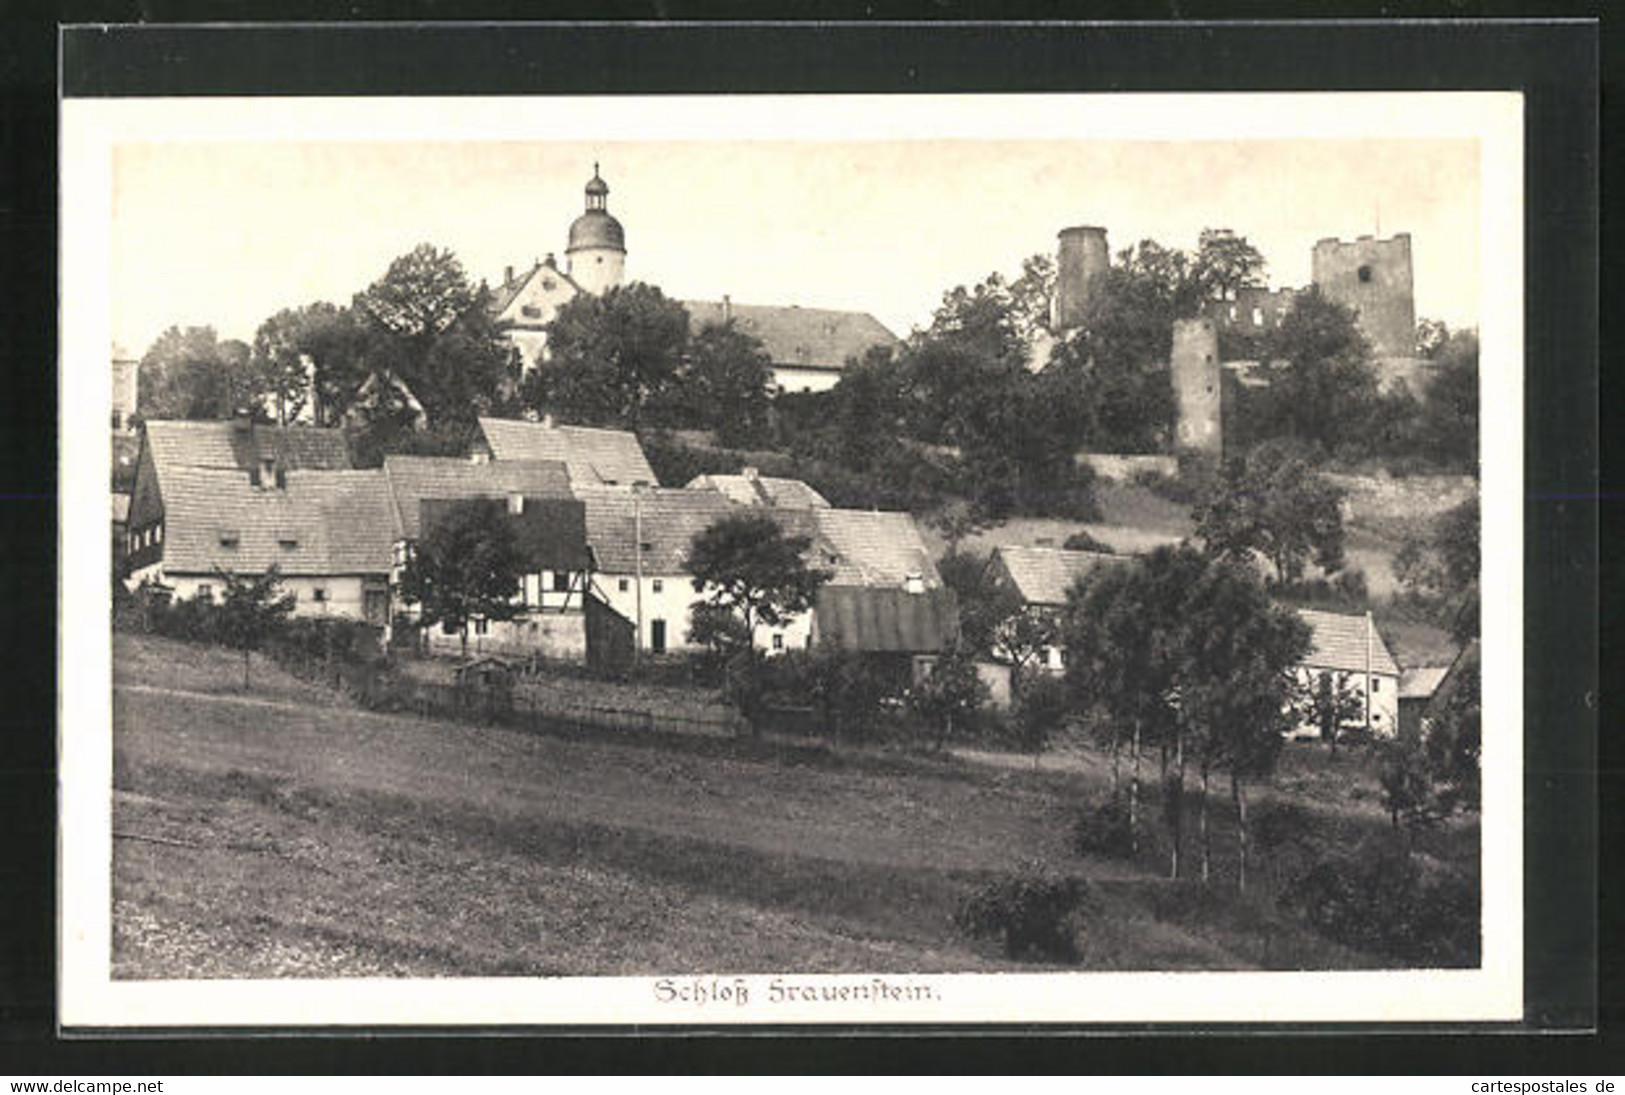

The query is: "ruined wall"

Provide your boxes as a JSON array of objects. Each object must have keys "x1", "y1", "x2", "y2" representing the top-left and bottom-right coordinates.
[
  {"x1": 1206, "y1": 285, "x2": 1299, "y2": 340},
  {"x1": 1311, "y1": 233, "x2": 1416, "y2": 358},
  {"x1": 1171, "y1": 317, "x2": 1222, "y2": 458},
  {"x1": 1051, "y1": 226, "x2": 1110, "y2": 333}
]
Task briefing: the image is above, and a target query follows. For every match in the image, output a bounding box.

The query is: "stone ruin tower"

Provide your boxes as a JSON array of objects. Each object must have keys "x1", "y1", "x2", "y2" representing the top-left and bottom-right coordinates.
[
  {"x1": 1170, "y1": 316, "x2": 1221, "y2": 458},
  {"x1": 1050, "y1": 224, "x2": 1222, "y2": 459},
  {"x1": 1311, "y1": 232, "x2": 1416, "y2": 359}
]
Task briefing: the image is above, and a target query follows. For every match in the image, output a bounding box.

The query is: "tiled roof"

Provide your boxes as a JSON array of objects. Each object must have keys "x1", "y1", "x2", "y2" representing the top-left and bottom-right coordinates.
[
  {"x1": 993, "y1": 545, "x2": 1129, "y2": 607},
  {"x1": 383, "y1": 456, "x2": 572, "y2": 540},
  {"x1": 144, "y1": 420, "x2": 351, "y2": 475},
  {"x1": 803, "y1": 508, "x2": 941, "y2": 589},
  {"x1": 160, "y1": 467, "x2": 395, "y2": 577},
  {"x1": 419, "y1": 496, "x2": 590, "y2": 571},
  {"x1": 684, "y1": 473, "x2": 830, "y2": 509},
  {"x1": 814, "y1": 586, "x2": 959, "y2": 654},
  {"x1": 1399, "y1": 665, "x2": 1451, "y2": 700},
  {"x1": 477, "y1": 416, "x2": 657, "y2": 487},
  {"x1": 488, "y1": 260, "x2": 584, "y2": 321},
  {"x1": 1296, "y1": 608, "x2": 1400, "y2": 678},
  {"x1": 682, "y1": 301, "x2": 899, "y2": 372},
  {"x1": 572, "y1": 485, "x2": 740, "y2": 575}
]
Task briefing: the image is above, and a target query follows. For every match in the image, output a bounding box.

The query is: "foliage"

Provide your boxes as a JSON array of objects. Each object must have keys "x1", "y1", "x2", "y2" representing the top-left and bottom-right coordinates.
[
  {"x1": 1417, "y1": 329, "x2": 1479, "y2": 472},
  {"x1": 764, "y1": 647, "x2": 896, "y2": 741},
  {"x1": 396, "y1": 498, "x2": 526, "y2": 654},
  {"x1": 907, "y1": 649, "x2": 990, "y2": 748},
  {"x1": 249, "y1": 303, "x2": 371, "y2": 426},
  {"x1": 817, "y1": 346, "x2": 911, "y2": 472},
  {"x1": 937, "y1": 549, "x2": 1019, "y2": 658},
  {"x1": 1415, "y1": 317, "x2": 1451, "y2": 359},
  {"x1": 687, "y1": 513, "x2": 831, "y2": 637},
  {"x1": 1301, "y1": 670, "x2": 1366, "y2": 750},
  {"x1": 1249, "y1": 287, "x2": 1386, "y2": 456},
  {"x1": 1394, "y1": 496, "x2": 1480, "y2": 641},
  {"x1": 524, "y1": 282, "x2": 690, "y2": 431},
  {"x1": 995, "y1": 607, "x2": 1060, "y2": 688},
  {"x1": 1194, "y1": 439, "x2": 1347, "y2": 585},
  {"x1": 1014, "y1": 673, "x2": 1071, "y2": 762},
  {"x1": 1378, "y1": 656, "x2": 1480, "y2": 829},
  {"x1": 1061, "y1": 529, "x2": 1115, "y2": 554},
  {"x1": 137, "y1": 326, "x2": 256, "y2": 421},
  {"x1": 686, "y1": 600, "x2": 753, "y2": 661},
  {"x1": 953, "y1": 861, "x2": 1086, "y2": 962},
  {"x1": 679, "y1": 321, "x2": 774, "y2": 447},
  {"x1": 210, "y1": 566, "x2": 298, "y2": 688},
  {"x1": 1192, "y1": 229, "x2": 1269, "y2": 302},
  {"x1": 1282, "y1": 838, "x2": 1479, "y2": 965},
  {"x1": 1070, "y1": 797, "x2": 1135, "y2": 860}
]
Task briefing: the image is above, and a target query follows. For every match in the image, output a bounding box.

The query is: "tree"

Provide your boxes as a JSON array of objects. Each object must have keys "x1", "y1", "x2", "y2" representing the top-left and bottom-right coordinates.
[
  {"x1": 1395, "y1": 495, "x2": 1479, "y2": 641},
  {"x1": 212, "y1": 566, "x2": 297, "y2": 689},
  {"x1": 137, "y1": 326, "x2": 255, "y2": 420},
  {"x1": 352, "y1": 245, "x2": 515, "y2": 430},
  {"x1": 1192, "y1": 229, "x2": 1268, "y2": 302},
  {"x1": 937, "y1": 549, "x2": 1017, "y2": 657},
  {"x1": 250, "y1": 303, "x2": 372, "y2": 426},
  {"x1": 1015, "y1": 673, "x2": 1071, "y2": 769},
  {"x1": 1415, "y1": 317, "x2": 1451, "y2": 359},
  {"x1": 527, "y1": 282, "x2": 690, "y2": 430},
  {"x1": 908, "y1": 649, "x2": 989, "y2": 751},
  {"x1": 687, "y1": 513, "x2": 832, "y2": 642},
  {"x1": 396, "y1": 498, "x2": 526, "y2": 658},
  {"x1": 823, "y1": 346, "x2": 909, "y2": 471},
  {"x1": 1417, "y1": 329, "x2": 1479, "y2": 471},
  {"x1": 994, "y1": 607, "x2": 1060, "y2": 693},
  {"x1": 1194, "y1": 439, "x2": 1347, "y2": 585},
  {"x1": 1303, "y1": 670, "x2": 1365, "y2": 753},
  {"x1": 1255, "y1": 287, "x2": 1384, "y2": 453},
  {"x1": 1062, "y1": 529, "x2": 1115, "y2": 553},
  {"x1": 682, "y1": 321, "x2": 774, "y2": 447}
]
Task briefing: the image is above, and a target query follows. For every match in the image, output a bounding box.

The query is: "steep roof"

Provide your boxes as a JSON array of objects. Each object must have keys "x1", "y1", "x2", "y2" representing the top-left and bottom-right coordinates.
[
  {"x1": 1399, "y1": 665, "x2": 1452, "y2": 701},
  {"x1": 572, "y1": 485, "x2": 740, "y2": 575},
  {"x1": 111, "y1": 493, "x2": 130, "y2": 524},
  {"x1": 993, "y1": 545, "x2": 1129, "y2": 607},
  {"x1": 419, "y1": 496, "x2": 590, "y2": 571},
  {"x1": 159, "y1": 467, "x2": 395, "y2": 577},
  {"x1": 383, "y1": 456, "x2": 572, "y2": 540},
  {"x1": 477, "y1": 416, "x2": 657, "y2": 487},
  {"x1": 684, "y1": 472, "x2": 831, "y2": 509},
  {"x1": 682, "y1": 301, "x2": 899, "y2": 372},
  {"x1": 1296, "y1": 608, "x2": 1401, "y2": 678},
  {"x1": 144, "y1": 420, "x2": 351, "y2": 476},
  {"x1": 489, "y1": 260, "x2": 584, "y2": 321},
  {"x1": 814, "y1": 586, "x2": 959, "y2": 654},
  {"x1": 803, "y1": 508, "x2": 941, "y2": 589}
]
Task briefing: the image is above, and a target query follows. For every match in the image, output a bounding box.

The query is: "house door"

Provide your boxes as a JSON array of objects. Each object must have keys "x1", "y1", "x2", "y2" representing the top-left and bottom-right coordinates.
[{"x1": 650, "y1": 618, "x2": 667, "y2": 654}]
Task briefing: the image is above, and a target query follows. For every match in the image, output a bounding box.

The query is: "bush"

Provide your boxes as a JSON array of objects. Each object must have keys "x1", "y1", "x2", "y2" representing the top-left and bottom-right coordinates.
[
  {"x1": 1062, "y1": 529, "x2": 1115, "y2": 554},
  {"x1": 1250, "y1": 800, "x2": 1315, "y2": 856},
  {"x1": 954, "y1": 861, "x2": 1087, "y2": 962},
  {"x1": 1070, "y1": 797, "x2": 1135, "y2": 860},
  {"x1": 1281, "y1": 838, "x2": 1479, "y2": 966}
]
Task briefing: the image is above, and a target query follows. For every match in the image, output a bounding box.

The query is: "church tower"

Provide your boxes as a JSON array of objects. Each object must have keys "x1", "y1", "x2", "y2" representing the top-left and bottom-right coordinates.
[{"x1": 565, "y1": 164, "x2": 626, "y2": 295}]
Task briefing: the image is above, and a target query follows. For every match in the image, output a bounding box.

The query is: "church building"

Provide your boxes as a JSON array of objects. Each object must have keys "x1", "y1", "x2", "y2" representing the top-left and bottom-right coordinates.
[{"x1": 489, "y1": 166, "x2": 900, "y2": 393}]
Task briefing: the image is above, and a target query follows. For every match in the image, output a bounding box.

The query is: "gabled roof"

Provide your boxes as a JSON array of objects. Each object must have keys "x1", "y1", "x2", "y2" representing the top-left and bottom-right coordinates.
[
  {"x1": 684, "y1": 472, "x2": 830, "y2": 509},
  {"x1": 144, "y1": 420, "x2": 351, "y2": 476},
  {"x1": 489, "y1": 260, "x2": 584, "y2": 322},
  {"x1": 682, "y1": 301, "x2": 899, "y2": 372},
  {"x1": 814, "y1": 586, "x2": 959, "y2": 654},
  {"x1": 1296, "y1": 608, "x2": 1401, "y2": 678},
  {"x1": 419, "y1": 496, "x2": 590, "y2": 572},
  {"x1": 802, "y1": 508, "x2": 941, "y2": 589},
  {"x1": 383, "y1": 456, "x2": 572, "y2": 540},
  {"x1": 159, "y1": 467, "x2": 395, "y2": 577},
  {"x1": 993, "y1": 545, "x2": 1129, "y2": 607},
  {"x1": 572, "y1": 485, "x2": 740, "y2": 575},
  {"x1": 1399, "y1": 665, "x2": 1452, "y2": 701},
  {"x1": 476, "y1": 416, "x2": 657, "y2": 487}
]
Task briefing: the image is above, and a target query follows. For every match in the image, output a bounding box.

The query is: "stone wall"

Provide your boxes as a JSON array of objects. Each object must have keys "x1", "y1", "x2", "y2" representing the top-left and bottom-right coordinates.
[{"x1": 1311, "y1": 233, "x2": 1417, "y2": 359}]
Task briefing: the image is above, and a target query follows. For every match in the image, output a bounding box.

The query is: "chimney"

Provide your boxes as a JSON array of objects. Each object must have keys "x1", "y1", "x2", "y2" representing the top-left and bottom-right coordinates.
[
  {"x1": 741, "y1": 465, "x2": 759, "y2": 481},
  {"x1": 504, "y1": 265, "x2": 514, "y2": 285},
  {"x1": 722, "y1": 294, "x2": 732, "y2": 323},
  {"x1": 543, "y1": 253, "x2": 556, "y2": 268},
  {"x1": 1053, "y1": 225, "x2": 1111, "y2": 333},
  {"x1": 542, "y1": 413, "x2": 555, "y2": 429}
]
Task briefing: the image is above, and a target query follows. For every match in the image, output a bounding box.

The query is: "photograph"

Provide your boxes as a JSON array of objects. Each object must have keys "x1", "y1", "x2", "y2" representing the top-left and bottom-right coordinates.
[{"x1": 59, "y1": 91, "x2": 1524, "y2": 1028}]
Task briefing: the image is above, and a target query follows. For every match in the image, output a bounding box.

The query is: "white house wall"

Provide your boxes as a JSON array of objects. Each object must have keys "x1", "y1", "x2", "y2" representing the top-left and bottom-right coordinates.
[
  {"x1": 1293, "y1": 665, "x2": 1400, "y2": 738},
  {"x1": 770, "y1": 367, "x2": 843, "y2": 395},
  {"x1": 166, "y1": 572, "x2": 374, "y2": 621}
]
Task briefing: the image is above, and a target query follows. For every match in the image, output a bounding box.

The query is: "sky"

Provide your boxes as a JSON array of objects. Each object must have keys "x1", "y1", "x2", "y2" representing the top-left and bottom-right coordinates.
[{"x1": 112, "y1": 138, "x2": 1480, "y2": 357}]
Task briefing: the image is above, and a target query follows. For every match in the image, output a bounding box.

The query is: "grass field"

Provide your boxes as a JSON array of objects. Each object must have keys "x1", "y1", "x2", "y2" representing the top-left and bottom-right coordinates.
[{"x1": 112, "y1": 633, "x2": 1452, "y2": 979}]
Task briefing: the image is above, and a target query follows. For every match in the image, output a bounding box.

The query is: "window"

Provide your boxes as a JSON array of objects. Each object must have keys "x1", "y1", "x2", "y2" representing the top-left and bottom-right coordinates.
[
  {"x1": 474, "y1": 618, "x2": 489, "y2": 636},
  {"x1": 1252, "y1": 307, "x2": 1264, "y2": 327},
  {"x1": 772, "y1": 633, "x2": 784, "y2": 651},
  {"x1": 1357, "y1": 264, "x2": 1373, "y2": 283},
  {"x1": 521, "y1": 304, "x2": 543, "y2": 319},
  {"x1": 617, "y1": 578, "x2": 630, "y2": 592},
  {"x1": 651, "y1": 578, "x2": 664, "y2": 593},
  {"x1": 218, "y1": 530, "x2": 239, "y2": 548},
  {"x1": 155, "y1": 524, "x2": 162, "y2": 543},
  {"x1": 278, "y1": 537, "x2": 299, "y2": 549},
  {"x1": 542, "y1": 278, "x2": 556, "y2": 291},
  {"x1": 507, "y1": 494, "x2": 524, "y2": 514},
  {"x1": 553, "y1": 571, "x2": 569, "y2": 592},
  {"x1": 1372, "y1": 678, "x2": 1381, "y2": 693},
  {"x1": 197, "y1": 583, "x2": 212, "y2": 600},
  {"x1": 312, "y1": 588, "x2": 328, "y2": 603}
]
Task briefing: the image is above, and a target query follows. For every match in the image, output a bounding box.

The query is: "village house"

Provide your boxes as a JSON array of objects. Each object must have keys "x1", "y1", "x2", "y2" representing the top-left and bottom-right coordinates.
[
  {"x1": 1399, "y1": 663, "x2": 1453, "y2": 737},
  {"x1": 121, "y1": 419, "x2": 398, "y2": 623},
  {"x1": 475, "y1": 414, "x2": 657, "y2": 488},
  {"x1": 684, "y1": 467, "x2": 830, "y2": 509},
  {"x1": 811, "y1": 584, "x2": 960, "y2": 688},
  {"x1": 380, "y1": 455, "x2": 591, "y2": 659},
  {"x1": 1291, "y1": 607, "x2": 1401, "y2": 738},
  {"x1": 987, "y1": 545, "x2": 1131, "y2": 674},
  {"x1": 487, "y1": 167, "x2": 899, "y2": 392}
]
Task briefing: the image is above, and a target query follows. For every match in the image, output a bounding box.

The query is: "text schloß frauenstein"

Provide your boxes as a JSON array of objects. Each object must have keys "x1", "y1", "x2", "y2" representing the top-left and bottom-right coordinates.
[{"x1": 652, "y1": 976, "x2": 942, "y2": 1008}]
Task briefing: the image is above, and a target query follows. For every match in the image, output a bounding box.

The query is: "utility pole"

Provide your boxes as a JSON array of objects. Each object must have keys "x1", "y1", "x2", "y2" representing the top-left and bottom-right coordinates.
[
  {"x1": 633, "y1": 481, "x2": 646, "y2": 665},
  {"x1": 1365, "y1": 610, "x2": 1374, "y2": 733}
]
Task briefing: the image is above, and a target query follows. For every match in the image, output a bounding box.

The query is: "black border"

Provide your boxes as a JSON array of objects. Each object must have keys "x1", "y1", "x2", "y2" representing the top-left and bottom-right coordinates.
[{"x1": 4, "y1": 10, "x2": 1605, "y2": 1074}]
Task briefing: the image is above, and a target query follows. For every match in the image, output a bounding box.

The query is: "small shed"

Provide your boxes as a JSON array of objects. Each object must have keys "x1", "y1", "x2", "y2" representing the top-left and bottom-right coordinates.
[
  {"x1": 1398, "y1": 664, "x2": 1451, "y2": 736},
  {"x1": 454, "y1": 655, "x2": 516, "y2": 717}
]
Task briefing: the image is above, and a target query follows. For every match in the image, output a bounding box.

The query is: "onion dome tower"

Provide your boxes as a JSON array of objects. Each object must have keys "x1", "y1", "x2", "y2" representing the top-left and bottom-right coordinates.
[{"x1": 565, "y1": 163, "x2": 626, "y2": 295}]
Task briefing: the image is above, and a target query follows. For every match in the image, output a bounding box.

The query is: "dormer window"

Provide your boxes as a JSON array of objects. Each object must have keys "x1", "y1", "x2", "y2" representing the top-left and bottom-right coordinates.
[
  {"x1": 522, "y1": 305, "x2": 543, "y2": 319},
  {"x1": 218, "y1": 530, "x2": 240, "y2": 548},
  {"x1": 278, "y1": 536, "x2": 299, "y2": 550}
]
